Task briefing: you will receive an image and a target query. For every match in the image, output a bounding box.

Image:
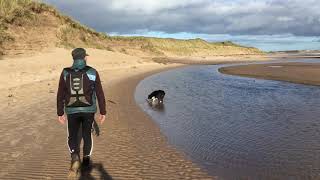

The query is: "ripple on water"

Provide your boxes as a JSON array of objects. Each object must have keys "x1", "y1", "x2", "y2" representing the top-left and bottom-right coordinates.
[{"x1": 135, "y1": 62, "x2": 320, "y2": 180}]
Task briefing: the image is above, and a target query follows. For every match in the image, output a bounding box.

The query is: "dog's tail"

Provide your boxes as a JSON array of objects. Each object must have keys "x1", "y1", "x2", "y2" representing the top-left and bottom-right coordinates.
[{"x1": 92, "y1": 120, "x2": 100, "y2": 136}]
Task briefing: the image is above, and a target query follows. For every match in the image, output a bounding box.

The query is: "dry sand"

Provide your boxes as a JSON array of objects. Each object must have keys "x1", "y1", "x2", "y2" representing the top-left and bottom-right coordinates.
[
  {"x1": 0, "y1": 48, "x2": 217, "y2": 179},
  {"x1": 219, "y1": 62, "x2": 320, "y2": 86}
]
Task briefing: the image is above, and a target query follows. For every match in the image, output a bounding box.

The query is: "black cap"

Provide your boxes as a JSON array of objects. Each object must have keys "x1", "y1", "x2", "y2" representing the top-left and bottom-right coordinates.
[{"x1": 72, "y1": 48, "x2": 89, "y2": 60}]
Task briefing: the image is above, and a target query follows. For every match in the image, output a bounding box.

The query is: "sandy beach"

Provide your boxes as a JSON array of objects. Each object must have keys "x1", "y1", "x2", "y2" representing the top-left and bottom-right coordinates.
[
  {"x1": 3, "y1": 0, "x2": 320, "y2": 179},
  {"x1": 0, "y1": 48, "x2": 219, "y2": 179},
  {"x1": 219, "y1": 62, "x2": 320, "y2": 86}
]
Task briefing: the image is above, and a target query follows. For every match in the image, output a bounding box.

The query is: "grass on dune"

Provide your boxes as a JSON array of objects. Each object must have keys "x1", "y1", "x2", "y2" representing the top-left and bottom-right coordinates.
[
  {"x1": 0, "y1": 0, "x2": 108, "y2": 37},
  {"x1": 0, "y1": 0, "x2": 32, "y2": 17},
  {"x1": 0, "y1": 0, "x2": 111, "y2": 50}
]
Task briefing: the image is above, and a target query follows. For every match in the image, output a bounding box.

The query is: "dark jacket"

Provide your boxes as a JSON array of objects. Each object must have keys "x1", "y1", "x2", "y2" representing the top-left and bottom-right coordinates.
[{"x1": 56, "y1": 59, "x2": 106, "y2": 116}]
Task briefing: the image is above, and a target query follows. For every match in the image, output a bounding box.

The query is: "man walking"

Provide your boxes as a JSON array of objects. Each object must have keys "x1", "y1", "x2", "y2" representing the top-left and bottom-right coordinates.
[{"x1": 56, "y1": 48, "x2": 106, "y2": 177}]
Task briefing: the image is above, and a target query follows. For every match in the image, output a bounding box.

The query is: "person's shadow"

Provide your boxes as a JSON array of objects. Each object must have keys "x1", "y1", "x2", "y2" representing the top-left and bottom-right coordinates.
[{"x1": 79, "y1": 163, "x2": 113, "y2": 180}]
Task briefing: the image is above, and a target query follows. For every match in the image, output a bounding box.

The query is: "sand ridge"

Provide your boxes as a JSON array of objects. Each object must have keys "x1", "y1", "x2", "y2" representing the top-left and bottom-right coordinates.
[{"x1": 219, "y1": 62, "x2": 320, "y2": 86}]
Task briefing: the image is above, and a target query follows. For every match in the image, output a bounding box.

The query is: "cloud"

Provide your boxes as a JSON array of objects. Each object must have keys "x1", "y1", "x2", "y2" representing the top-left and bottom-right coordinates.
[
  {"x1": 109, "y1": 0, "x2": 205, "y2": 14},
  {"x1": 43, "y1": 0, "x2": 320, "y2": 36}
]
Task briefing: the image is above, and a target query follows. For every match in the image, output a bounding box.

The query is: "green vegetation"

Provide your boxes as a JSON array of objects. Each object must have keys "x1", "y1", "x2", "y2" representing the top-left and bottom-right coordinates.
[
  {"x1": 0, "y1": 0, "x2": 112, "y2": 55},
  {"x1": 0, "y1": 0, "x2": 108, "y2": 36},
  {"x1": 108, "y1": 36, "x2": 262, "y2": 56}
]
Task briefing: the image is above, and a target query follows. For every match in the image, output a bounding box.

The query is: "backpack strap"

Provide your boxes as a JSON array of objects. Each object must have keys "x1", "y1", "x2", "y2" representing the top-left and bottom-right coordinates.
[
  {"x1": 62, "y1": 66, "x2": 96, "y2": 81},
  {"x1": 85, "y1": 66, "x2": 96, "y2": 81},
  {"x1": 63, "y1": 67, "x2": 71, "y2": 81}
]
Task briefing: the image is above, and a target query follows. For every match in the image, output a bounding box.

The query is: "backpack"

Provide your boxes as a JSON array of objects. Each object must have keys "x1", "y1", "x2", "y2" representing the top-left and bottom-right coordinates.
[{"x1": 63, "y1": 66, "x2": 96, "y2": 108}]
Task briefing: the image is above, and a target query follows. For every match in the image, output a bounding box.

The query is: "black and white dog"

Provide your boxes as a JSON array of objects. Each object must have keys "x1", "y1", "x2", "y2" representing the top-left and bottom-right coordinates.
[{"x1": 147, "y1": 90, "x2": 165, "y2": 107}]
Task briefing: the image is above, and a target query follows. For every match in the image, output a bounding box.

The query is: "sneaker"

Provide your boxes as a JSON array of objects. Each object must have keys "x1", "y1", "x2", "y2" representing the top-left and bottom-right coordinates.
[
  {"x1": 68, "y1": 160, "x2": 80, "y2": 178},
  {"x1": 68, "y1": 153, "x2": 80, "y2": 178}
]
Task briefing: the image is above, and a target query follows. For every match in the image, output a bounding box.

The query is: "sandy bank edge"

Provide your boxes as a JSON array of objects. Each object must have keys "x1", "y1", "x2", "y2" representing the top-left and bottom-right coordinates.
[
  {"x1": 99, "y1": 64, "x2": 215, "y2": 179},
  {"x1": 218, "y1": 62, "x2": 320, "y2": 87}
]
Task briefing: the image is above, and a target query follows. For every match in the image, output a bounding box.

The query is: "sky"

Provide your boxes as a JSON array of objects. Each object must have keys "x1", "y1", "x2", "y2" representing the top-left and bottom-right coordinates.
[{"x1": 43, "y1": 0, "x2": 320, "y2": 51}]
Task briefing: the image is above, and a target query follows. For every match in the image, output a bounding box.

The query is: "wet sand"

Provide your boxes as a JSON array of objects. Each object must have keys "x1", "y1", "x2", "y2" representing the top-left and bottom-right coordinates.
[
  {"x1": 219, "y1": 62, "x2": 320, "y2": 86},
  {"x1": 0, "y1": 48, "x2": 215, "y2": 179}
]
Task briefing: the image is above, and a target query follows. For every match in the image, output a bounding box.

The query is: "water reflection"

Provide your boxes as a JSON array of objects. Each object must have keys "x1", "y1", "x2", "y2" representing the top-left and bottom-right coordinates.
[{"x1": 135, "y1": 59, "x2": 320, "y2": 180}]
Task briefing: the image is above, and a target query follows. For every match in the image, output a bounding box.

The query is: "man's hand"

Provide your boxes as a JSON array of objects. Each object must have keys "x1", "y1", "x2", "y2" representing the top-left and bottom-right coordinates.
[
  {"x1": 58, "y1": 115, "x2": 66, "y2": 125},
  {"x1": 99, "y1": 114, "x2": 106, "y2": 125}
]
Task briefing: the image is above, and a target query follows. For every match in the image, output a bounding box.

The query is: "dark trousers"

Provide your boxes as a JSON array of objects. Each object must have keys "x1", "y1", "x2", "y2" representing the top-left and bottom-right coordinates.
[{"x1": 67, "y1": 113, "x2": 94, "y2": 157}]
